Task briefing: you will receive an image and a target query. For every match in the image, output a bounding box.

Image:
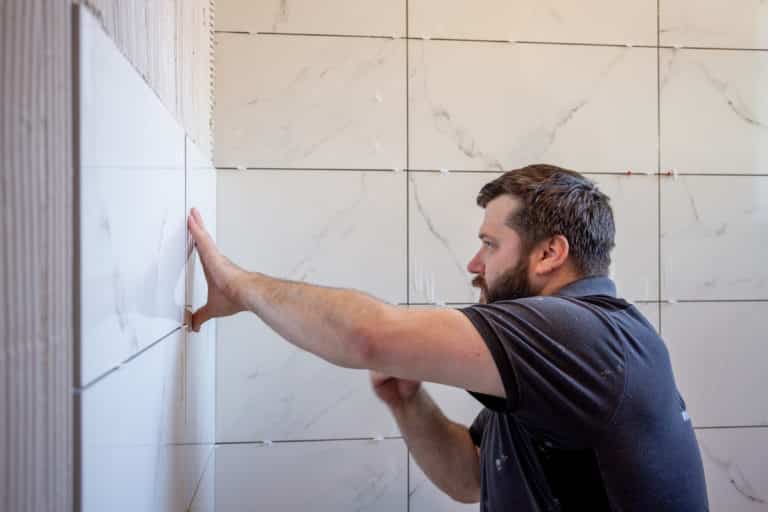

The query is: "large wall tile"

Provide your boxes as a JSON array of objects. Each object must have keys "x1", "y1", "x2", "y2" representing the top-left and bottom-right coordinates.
[
  {"x1": 409, "y1": 172, "x2": 657, "y2": 303},
  {"x1": 78, "y1": 6, "x2": 186, "y2": 386},
  {"x1": 662, "y1": 302, "x2": 768, "y2": 427},
  {"x1": 214, "y1": 34, "x2": 406, "y2": 169},
  {"x1": 410, "y1": 0, "x2": 656, "y2": 45},
  {"x1": 696, "y1": 428, "x2": 768, "y2": 510},
  {"x1": 216, "y1": 312, "x2": 400, "y2": 442},
  {"x1": 661, "y1": 0, "x2": 768, "y2": 50},
  {"x1": 408, "y1": 173, "x2": 486, "y2": 304},
  {"x1": 217, "y1": 0, "x2": 406, "y2": 37},
  {"x1": 660, "y1": 49, "x2": 768, "y2": 174},
  {"x1": 216, "y1": 169, "x2": 406, "y2": 441},
  {"x1": 218, "y1": 170, "x2": 406, "y2": 303},
  {"x1": 78, "y1": 329, "x2": 213, "y2": 512},
  {"x1": 661, "y1": 175, "x2": 768, "y2": 300},
  {"x1": 410, "y1": 454, "x2": 478, "y2": 512},
  {"x1": 215, "y1": 439, "x2": 407, "y2": 511},
  {"x1": 409, "y1": 42, "x2": 657, "y2": 173}
]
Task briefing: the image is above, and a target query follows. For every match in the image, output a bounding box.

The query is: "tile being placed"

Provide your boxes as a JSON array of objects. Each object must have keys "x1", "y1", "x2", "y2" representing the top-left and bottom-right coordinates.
[
  {"x1": 410, "y1": 0, "x2": 655, "y2": 45},
  {"x1": 78, "y1": 7, "x2": 186, "y2": 385},
  {"x1": 696, "y1": 427, "x2": 768, "y2": 510},
  {"x1": 408, "y1": 172, "x2": 657, "y2": 304},
  {"x1": 78, "y1": 329, "x2": 213, "y2": 512},
  {"x1": 661, "y1": 175, "x2": 768, "y2": 301},
  {"x1": 661, "y1": 0, "x2": 768, "y2": 50},
  {"x1": 660, "y1": 49, "x2": 768, "y2": 174},
  {"x1": 216, "y1": 0, "x2": 406, "y2": 37},
  {"x1": 409, "y1": 41, "x2": 657, "y2": 173},
  {"x1": 215, "y1": 439, "x2": 407, "y2": 511},
  {"x1": 661, "y1": 302, "x2": 768, "y2": 428},
  {"x1": 214, "y1": 33, "x2": 406, "y2": 169}
]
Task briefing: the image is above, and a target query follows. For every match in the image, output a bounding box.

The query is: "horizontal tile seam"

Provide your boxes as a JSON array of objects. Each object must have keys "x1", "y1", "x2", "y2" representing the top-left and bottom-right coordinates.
[
  {"x1": 214, "y1": 31, "x2": 768, "y2": 51},
  {"x1": 216, "y1": 436, "x2": 404, "y2": 445},
  {"x1": 214, "y1": 167, "x2": 768, "y2": 177}
]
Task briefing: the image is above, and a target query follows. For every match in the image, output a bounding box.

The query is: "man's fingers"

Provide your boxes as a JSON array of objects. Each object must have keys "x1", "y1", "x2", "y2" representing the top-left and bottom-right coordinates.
[
  {"x1": 188, "y1": 210, "x2": 217, "y2": 263},
  {"x1": 191, "y1": 207, "x2": 206, "y2": 230},
  {"x1": 191, "y1": 304, "x2": 211, "y2": 332}
]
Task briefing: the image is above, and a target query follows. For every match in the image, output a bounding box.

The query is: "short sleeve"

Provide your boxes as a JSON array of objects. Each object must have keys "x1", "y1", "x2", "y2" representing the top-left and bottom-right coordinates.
[
  {"x1": 457, "y1": 297, "x2": 626, "y2": 436},
  {"x1": 468, "y1": 408, "x2": 491, "y2": 447}
]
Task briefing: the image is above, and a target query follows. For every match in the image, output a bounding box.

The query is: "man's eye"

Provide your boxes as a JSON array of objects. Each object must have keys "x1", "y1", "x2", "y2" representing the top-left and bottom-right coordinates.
[{"x1": 484, "y1": 241, "x2": 493, "y2": 248}]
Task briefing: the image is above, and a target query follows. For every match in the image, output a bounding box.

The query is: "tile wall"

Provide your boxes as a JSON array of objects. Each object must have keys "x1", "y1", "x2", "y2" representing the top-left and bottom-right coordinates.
[
  {"x1": 214, "y1": 1, "x2": 767, "y2": 510},
  {"x1": 75, "y1": 7, "x2": 216, "y2": 511}
]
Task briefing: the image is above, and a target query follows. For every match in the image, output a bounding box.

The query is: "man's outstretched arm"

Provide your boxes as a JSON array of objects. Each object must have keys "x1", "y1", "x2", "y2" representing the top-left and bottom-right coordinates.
[{"x1": 188, "y1": 208, "x2": 506, "y2": 398}]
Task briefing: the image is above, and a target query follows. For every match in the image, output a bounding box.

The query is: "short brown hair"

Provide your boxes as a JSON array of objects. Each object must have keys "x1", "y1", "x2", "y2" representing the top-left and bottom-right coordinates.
[{"x1": 476, "y1": 164, "x2": 615, "y2": 276}]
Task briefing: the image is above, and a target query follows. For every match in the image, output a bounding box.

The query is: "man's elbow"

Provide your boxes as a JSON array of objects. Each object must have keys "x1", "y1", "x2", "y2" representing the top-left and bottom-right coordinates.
[{"x1": 449, "y1": 481, "x2": 481, "y2": 504}]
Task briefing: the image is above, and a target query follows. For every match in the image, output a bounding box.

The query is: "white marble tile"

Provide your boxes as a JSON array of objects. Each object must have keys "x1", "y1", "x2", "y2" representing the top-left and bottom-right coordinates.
[
  {"x1": 660, "y1": 49, "x2": 768, "y2": 174},
  {"x1": 215, "y1": 439, "x2": 407, "y2": 511},
  {"x1": 216, "y1": 0, "x2": 406, "y2": 37},
  {"x1": 409, "y1": 454, "x2": 478, "y2": 512},
  {"x1": 214, "y1": 34, "x2": 406, "y2": 169},
  {"x1": 410, "y1": 0, "x2": 656, "y2": 45},
  {"x1": 660, "y1": 175, "x2": 768, "y2": 301},
  {"x1": 661, "y1": 302, "x2": 768, "y2": 428},
  {"x1": 408, "y1": 172, "x2": 486, "y2": 304},
  {"x1": 696, "y1": 427, "x2": 768, "y2": 510},
  {"x1": 217, "y1": 169, "x2": 406, "y2": 303},
  {"x1": 216, "y1": 311, "x2": 401, "y2": 442},
  {"x1": 409, "y1": 42, "x2": 657, "y2": 173},
  {"x1": 409, "y1": 172, "x2": 657, "y2": 304},
  {"x1": 78, "y1": 7, "x2": 187, "y2": 385},
  {"x1": 661, "y1": 0, "x2": 768, "y2": 50},
  {"x1": 79, "y1": 329, "x2": 214, "y2": 512},
  {"x1": 216, "y1": 169, "x2": 407, "y2": 441}
]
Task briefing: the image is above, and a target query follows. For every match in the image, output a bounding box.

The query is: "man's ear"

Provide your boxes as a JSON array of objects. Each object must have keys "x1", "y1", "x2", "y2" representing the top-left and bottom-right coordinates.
[{"x1": 532, "y1": 235, "x2": 570, "y2": 275}]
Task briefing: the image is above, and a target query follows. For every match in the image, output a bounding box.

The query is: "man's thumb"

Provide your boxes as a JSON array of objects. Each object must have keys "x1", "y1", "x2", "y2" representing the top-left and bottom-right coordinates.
[{"x1": 191, "y1": 304, "x2": 211, "y2": 332}]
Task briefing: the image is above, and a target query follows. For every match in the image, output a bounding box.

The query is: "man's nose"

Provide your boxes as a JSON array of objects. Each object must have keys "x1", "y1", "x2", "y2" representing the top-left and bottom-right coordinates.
[{"x1": 467, "y1": 251, "x2": 483, "y2": 274}]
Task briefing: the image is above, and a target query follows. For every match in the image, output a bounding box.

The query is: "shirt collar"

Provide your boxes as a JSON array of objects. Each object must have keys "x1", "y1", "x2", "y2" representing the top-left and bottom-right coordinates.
[{"x1": 555, "y1": 276, "x2": 617, "y2": 298}]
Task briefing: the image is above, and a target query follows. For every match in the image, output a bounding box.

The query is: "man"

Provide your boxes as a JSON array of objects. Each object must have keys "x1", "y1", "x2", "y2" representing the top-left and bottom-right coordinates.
[{"x1": 188, "y1": 164, "x2": 708, "y2": 511}]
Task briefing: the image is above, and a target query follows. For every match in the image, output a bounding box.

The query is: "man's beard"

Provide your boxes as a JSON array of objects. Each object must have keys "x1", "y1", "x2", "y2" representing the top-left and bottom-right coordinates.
[{"x1": 471, "y1": 259, "x2": 535, "y2": 303}]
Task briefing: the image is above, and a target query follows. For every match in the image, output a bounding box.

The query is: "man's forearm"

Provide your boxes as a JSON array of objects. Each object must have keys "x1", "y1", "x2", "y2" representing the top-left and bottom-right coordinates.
[
  {"x1": 392, "y1": 389, "x2": 481, "y2": 503},
  {"x1": 238, "y1": 271, "x2": 387, "y2": 368}
]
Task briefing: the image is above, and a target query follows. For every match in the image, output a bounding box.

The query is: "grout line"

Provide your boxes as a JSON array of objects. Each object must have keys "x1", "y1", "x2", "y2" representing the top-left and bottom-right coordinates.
[
  {"x1": 213, "y1": 29, "x2": 768, "y2": 51},
  {"x1": 215, "y1": 166, "x2": 768, "y2": 177},
  {"x1": 694, "y1": 425, "x2": 768, "y2": 431},
  {"x1": 405, "y1": 0, "x2": 411, "y2": 307},
  {"x1": 216, "y1": 436, "x2": 404, "y2": 446},
  {"x1": 399, "y1": 299, "x2": 768, "y2": 306},
  {"x1": 657, "y1": 0, "x2": 663, "y2": 334},
  {"x1": 406, "y1": 4, "x2": 412, "y2": 505},
  {"x1": 73, "y1": 325, "x2": 183, "y2": 392}
]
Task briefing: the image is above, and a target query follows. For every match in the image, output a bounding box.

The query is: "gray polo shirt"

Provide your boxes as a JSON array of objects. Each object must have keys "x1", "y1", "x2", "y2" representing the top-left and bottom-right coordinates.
[{"x1": 458, "y1": 277, "x2": 708, "y2": 511}]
